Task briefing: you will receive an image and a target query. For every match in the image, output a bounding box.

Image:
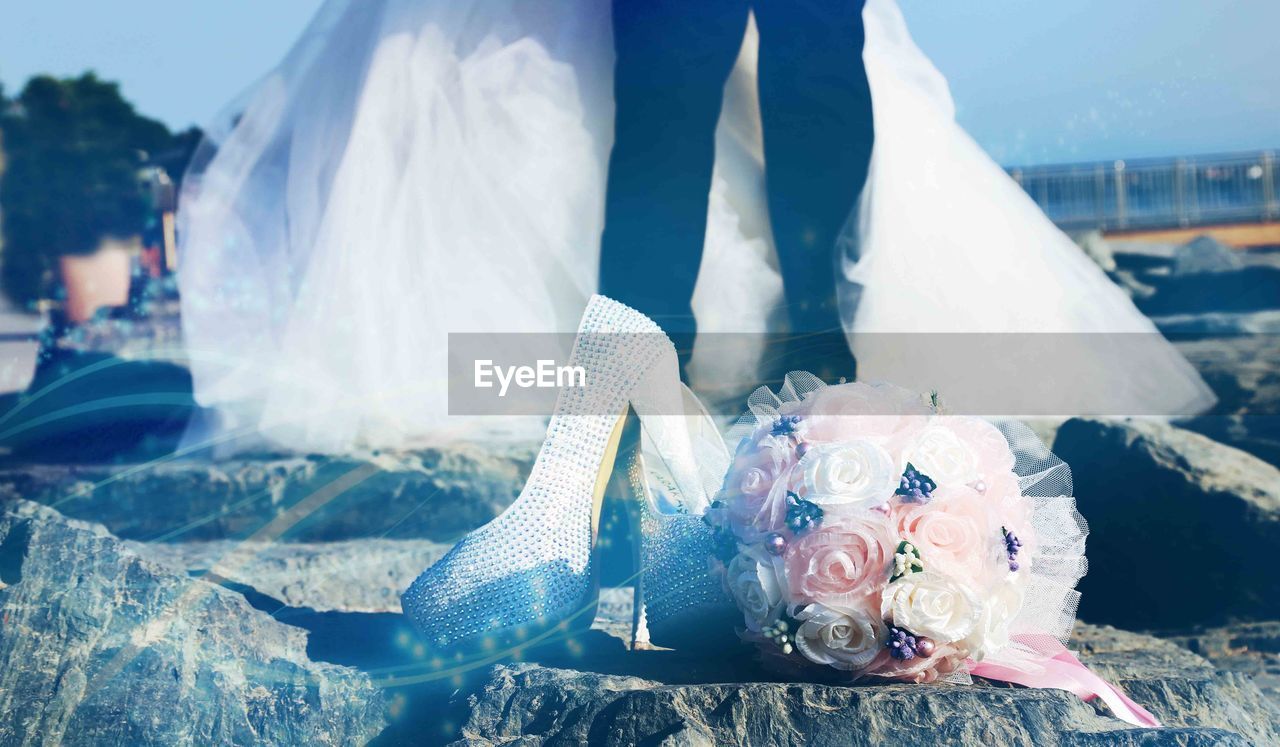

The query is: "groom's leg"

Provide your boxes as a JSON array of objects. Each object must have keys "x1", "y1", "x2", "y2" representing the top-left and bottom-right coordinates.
[
  {"x1": 601, "y1": 0, "x2": 750, "y2": 337},
  {"x1": 754, "y1": 0, "x2": 872, "y2": 380}
]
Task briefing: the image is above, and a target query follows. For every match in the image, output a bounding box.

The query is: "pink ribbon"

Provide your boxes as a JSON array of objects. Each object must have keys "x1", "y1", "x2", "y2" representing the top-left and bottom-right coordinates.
[{"x1": 969, "y1": 637, "x2": 1161, "y2": 729}]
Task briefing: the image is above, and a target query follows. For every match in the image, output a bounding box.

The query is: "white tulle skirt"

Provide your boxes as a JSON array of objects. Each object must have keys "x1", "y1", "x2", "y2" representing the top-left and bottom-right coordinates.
[{"x1": 178, "y1": 0, "x2": 1213, "y2": 453}]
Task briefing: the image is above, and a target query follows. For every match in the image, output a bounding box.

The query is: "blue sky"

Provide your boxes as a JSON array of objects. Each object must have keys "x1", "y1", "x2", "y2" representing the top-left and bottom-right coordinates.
[{"x1": 1, "y1": 0, "x2": 1276, "y2": 166}]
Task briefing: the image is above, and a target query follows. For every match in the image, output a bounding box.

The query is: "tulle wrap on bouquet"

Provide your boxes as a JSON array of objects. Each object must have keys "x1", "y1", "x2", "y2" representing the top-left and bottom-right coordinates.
[{"x1": 699, "y1": 373, "x2": 1158, "y2": 727}]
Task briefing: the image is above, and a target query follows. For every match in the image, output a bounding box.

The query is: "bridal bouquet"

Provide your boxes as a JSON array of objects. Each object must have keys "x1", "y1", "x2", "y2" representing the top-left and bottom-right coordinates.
[{"x1": 704, "y1": 375, "x2": 1084, "y2": 685}]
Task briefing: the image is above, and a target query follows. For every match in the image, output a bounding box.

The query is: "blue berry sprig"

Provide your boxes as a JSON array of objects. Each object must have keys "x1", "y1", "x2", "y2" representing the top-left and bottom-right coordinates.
[
  {"x1": 1002, "y1": 527, "x2": 1023, "y2": 571},
  {"x1": 785, "y1": 492, "x2": 824, "y2": 534},
  {"x1": 703, "y1": 498, "x2": 725, "y2": 524},
  {"x1": 886, "y1": 626, "x2": 920, "y2": 660},
  {"x1": 886, "y1": 626, "x2": 936, "y2": 660},
  {"x1": 770, "y1": 415, "x2": 803, "y2": 437},
  {"x1": 702, "y1": 500, "x2": 740, "y2": 564},
  {"x1": 709, "y1": 527, "x2": 739, "y2": 565},
  {"x1": 895, "y1": 463, "x2": 937, "y2": 502}
]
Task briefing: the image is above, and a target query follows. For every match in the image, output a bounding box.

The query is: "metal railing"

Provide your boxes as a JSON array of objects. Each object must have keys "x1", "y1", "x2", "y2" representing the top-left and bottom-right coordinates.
[{"x1": 1010, "y1": 150, "x2": 1279, "y2": 232}]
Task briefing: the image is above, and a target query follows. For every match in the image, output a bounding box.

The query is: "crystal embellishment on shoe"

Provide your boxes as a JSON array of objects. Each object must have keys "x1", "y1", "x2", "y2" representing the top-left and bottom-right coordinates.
[
  {"x1": 627, "y1": 454, "x2": 740, "y2": 652},
  {"x1": 401, "y1": 295, "x2": 673, "y2": 651}
]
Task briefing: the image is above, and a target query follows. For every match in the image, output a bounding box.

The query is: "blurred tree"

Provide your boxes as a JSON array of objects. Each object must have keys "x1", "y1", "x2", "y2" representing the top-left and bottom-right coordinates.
[
  {"x1": 0, "y1": 83, "x2": 6, "y2": 287},
  {"x1": 157, "y1": 126, "x2": 204, "y2": 186},
  {"x1": 0, "y1": 73, "x2": 191, "y2": 308}
]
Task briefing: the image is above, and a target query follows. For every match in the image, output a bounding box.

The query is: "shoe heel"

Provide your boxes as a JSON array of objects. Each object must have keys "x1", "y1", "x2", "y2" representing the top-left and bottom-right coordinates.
[
  {"x1": 624, "y1": 373, "x2": 735, "y2": 651},
  {"x1": 622, "y1": 453, "x2": 650, "y2": 650},
  {"x1": 625, "y1": 450, "x2": 741, "y2": 653}
]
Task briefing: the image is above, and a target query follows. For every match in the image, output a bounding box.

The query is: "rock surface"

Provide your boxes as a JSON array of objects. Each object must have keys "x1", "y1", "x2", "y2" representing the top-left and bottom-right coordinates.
[
  {"x1": 1109, "y1": 239, "x2": 1180, "y2": 263},
  {"x1": 1136, "y1": 266, "x2": 1280, "y2": 315},
  {"x1": 132, "y1": 538, "x2": 449, "y2": 614},
  {"x1": 1102, "y1": 235, "x2": 1279, "y2": 315},
  {"x1": 1074, "y1": 230, "x2": 1118, "y2": 272},
  {"x1": 445, "y1": 623, "x2": 1277, "y2": 746},
  {"x1": 1164, "y1": 621, "x2": 1280, "y2": 709},
  {"x1": 1173, "y1": 333, "x2": 1280, "y2": 416},
  {"x1": 6, "y1": 472, "x2": 1280, "y2": 745},
  {"x1": 1054, "y1": 417, "x2": 1280, "y2": 629},
  {"x1": 1073, "y1": 624, "x2": 1280, "y2": 745},
  {"x1": 0, "y1": 499, "x2": 387, "y2": 745},
  {"x1": 1154, "y1": 308, "x2": 1280, "y2": 336},
  {"x1": 0, "y1": 442, "x2": 533, "y2": 543},
  {"x1": 1172, "y1": 236, "x2": 1245, "y2": 276},
  {"x1": 1178, "y1": 413, "x2": 1280, "y2": 470}
]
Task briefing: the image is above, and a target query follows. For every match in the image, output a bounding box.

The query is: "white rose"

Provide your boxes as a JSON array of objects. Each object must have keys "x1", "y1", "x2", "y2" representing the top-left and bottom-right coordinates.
[
  {"x1": 726, "y1": 544, "x2": 788, "y2": 632},
  {"x1": 881, "y1": 572, "x2": 983, "y2": 644},
  {"x1": 793, "y1": 603, "x2": 886, "y2": 672},
  {"x1": 964, "y1": 579, "x2": 1026, "y2": 660},
  {"x1": 901, "y1": 425, "x2": 979, "y2": 487},
  {"x1": 800, "y1": 441, "x2": 898, "y2": 510}
]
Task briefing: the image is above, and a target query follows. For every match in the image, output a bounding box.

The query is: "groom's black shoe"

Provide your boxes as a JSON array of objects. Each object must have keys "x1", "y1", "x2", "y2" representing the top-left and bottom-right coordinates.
[
  {"x1": 759, "y1": 294, "x2": 859, "y2": 386},
  {"x1": 770, "y1": 332, "x2": 858, "y2": 387}
]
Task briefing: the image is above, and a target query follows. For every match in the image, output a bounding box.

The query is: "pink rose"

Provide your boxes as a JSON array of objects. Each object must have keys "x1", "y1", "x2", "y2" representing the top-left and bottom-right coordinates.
[
  {"x1": 740, "y1": 466, "x2": 774, "y2": 498},
  {"x1": 893, "y1": 486, "x2": 1002, "y2": 583},
  {"x1": 724, "y1": 445, "x2": 798, "y2": 531},
  {"x1": 732, "y1": 431, "x2": 798, "y2": 479},
  {"x1": 942, "y1": 416, "x2": 1015, "y2": 475},
  {"x1": 979, "y1": 469, "x2": 1020, "y2": 503},
  {"x1": 783, "y1": 515, "x2": 896, "y2": 604},
  {"x1": 751, "y1": 477, "x2": 798, "y2": 536}
]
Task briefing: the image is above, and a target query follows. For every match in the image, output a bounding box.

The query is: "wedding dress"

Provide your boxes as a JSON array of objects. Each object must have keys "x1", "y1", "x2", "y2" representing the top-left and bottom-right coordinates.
[{"x1": 178, "y1": 0, "x2": 1213, "y2": 454}]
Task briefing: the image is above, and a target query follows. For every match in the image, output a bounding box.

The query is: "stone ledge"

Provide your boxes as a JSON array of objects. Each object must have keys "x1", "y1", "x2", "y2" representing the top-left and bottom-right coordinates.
[
  {"x1": 0, "y1": 499, "x2": 387, "y2": 745},
  {"x1": 0, "y1": 442, "x2": 534, "y2": 543}
]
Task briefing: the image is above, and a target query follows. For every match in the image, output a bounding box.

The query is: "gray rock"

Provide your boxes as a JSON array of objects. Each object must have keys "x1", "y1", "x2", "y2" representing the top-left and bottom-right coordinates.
[
  {"x1": 1111, "y1": 269, "x2": 1158, "y2": 300},
  {"x1": 1110, "y1": 240, "x2": 1180, "y2": 262},
  {"x1": 1172, "y1": 333, "x2": 1280, "y2": 416},
  {"x1": 1135, "y1": 265, "x2": 1280, "y2": 315},
  {"x1": 1074, "y1": 624, "x2": 1280, "y2": 744},
  {"x1": 1162, "y1": 621, "x2": 1280, "y2": 709},
  {"x1": 1154, "y1": 309, "x2": 1280, "y2": 336},
  {"x1": 1074, "y1": 231, "x2": 1118, "y2": 272},
  {"x1": 447, "y1": 622, "x2": 1274, "y2": 746},
  {"x1": 131, "y1": 538, "x2": 450, "y2": 614},
  {"x1": 1173, "y1": 236, "x2": 1244, "y2": 276},
  {"x1": 1054, "y1": 418, "x2": 1280, "y2": 629},
  {"x1": 0, "y1": 442, "x2": 534, "y2": 543},
  {"x1": 0, "y1": 499, "x2": 387, "y2": 746},
  {"x1": 1178, "y1": 414, "x2": 1280, "y2": 470},
  {"x1": 1242, "y1": 248, "x2": 1280, "y2": 271}
]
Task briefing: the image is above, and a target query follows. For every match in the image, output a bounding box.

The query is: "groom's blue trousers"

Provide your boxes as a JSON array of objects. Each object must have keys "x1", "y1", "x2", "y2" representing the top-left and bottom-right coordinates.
[{"x1": 600, "y1": 0, "x2": 874, "y2": 343}]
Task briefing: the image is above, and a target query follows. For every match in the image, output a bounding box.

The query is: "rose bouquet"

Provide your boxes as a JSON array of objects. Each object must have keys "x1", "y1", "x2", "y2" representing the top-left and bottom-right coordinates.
[{"x1": 704, "y1": 374, "x2": 1090, "y2": 686}]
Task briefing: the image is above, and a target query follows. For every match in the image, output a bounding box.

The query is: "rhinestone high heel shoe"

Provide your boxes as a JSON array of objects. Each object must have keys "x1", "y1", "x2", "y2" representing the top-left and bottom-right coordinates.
[
  {"x1": 624, "y1": 387, "x2": 741, "y2": 653},
  {"x1": 402, "y1": 295, "x2": 699, "y2": 652}
]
